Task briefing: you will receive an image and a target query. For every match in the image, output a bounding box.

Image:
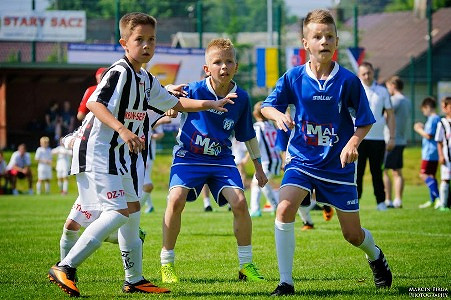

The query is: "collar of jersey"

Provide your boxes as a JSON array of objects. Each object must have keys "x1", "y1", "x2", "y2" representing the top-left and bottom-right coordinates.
[
  {"x1": 305, "y1": 61, "x2": 339, "y2": 91},
  {"x1": 205, "y1": 76, "x2": 237, "y2": 100}
]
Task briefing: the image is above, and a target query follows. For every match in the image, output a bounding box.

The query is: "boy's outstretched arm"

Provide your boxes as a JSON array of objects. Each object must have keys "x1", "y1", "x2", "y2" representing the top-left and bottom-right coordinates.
[
  {"x1": 172, "y1": 93, "x2": 237, "y2": 113},
  {"x1": 244, "y1": 137, "x2": 268, "y2": 187},
  {"x1": 261, "y1": 107, "x2": 295, "y2": 132},
  {"x1": 86, "y1": 101, "x2": 145, "y2": 154},
  {"x1": 340, "y1": 124, "x2": 372, "y2": 168}
]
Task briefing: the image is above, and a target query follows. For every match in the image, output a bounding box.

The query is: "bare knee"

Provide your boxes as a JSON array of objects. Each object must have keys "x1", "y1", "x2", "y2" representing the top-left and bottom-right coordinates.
[
  {"x1": 229, "y1": 194, "x2": 248, "y2": 214},
  {"x1": 168, "y1": 193, "x2": 187, "y2": 214},
  {"x1": 64, "y1": 219, "x2": 81, "y2": 231},
  {"x1": 342, "y1": 229, "x2": 364, "y2": 246},
  {"x1": 143, "y1": 183, "x2": 153, "y2": 193}
]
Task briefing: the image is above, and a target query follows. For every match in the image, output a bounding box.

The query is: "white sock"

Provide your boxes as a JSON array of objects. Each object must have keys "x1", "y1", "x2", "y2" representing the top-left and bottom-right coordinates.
[
  {"x1": 160, "y1": 249, "x2": 175, "y2": 265},
  {"x1": 262, "y1": 184, "x2": 278, "y2": 208},
  {"x1": 238, "y1": 245, "x2": 252, "y2": 269},
  {"x1": 36, "y1": 182, "x2": 41, "y2": 194},
  {"x1": 298, "y1": 206, "x2": 313, "y2": 224},
  {"x1": 118, "y1": 211, "x2": 143, "y2": 284},
  {"x1": 44, "y1": 182, "x2": 50, "y2": 194},
  {"x1": 62, "y1": 180, "x2": 68, "y2": 193},
  {"x1": 250, "y1": 181, "x2": 261, "y2": 213},
  {"x1": 60, "y1": 210, "x2": 128, "y2": 268},
  {"x1": 274, "y1": 219, "x2": 295, "y2": 285},
  {"x1": 203, "y1": 197, "x2": 211, "y2": 208},
  {"x1": 440, "y1": 182, "x2": 449, "y2": 207},
  {"x1": 357, "y1": 228, "x2": 381, "y2": 261},
  {"x1": 58, "y1": 180, "x2": 63, "y2": 192},
  {"x1": 60, "y1": 227, "x2": 79, "y2": 261},
  {"x1": 105, "y1": 231, "x2": 119, "y2": 244},
  {"x1": 140, "y1": 192, "x2": 150, "y2": 207}
]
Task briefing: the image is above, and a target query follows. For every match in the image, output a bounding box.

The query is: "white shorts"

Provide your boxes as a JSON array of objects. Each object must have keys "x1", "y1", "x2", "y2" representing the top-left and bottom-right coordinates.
[
  {"x1": 143, "y1": 160, "x2": 154, "y2": 186},
  {"x1": 67, "y1": 196, "x2": 101, "y2": 228},
  {"x1": 441, "y1": 163, "x2": 451, "y2": 180},
  {"x1": 76, "y1": 172, "x2": 140, "y2": 211},
  {"x1": 56, "y1": 163, "x2": 70, "y2": 178},
  {"x1": 38, "y1": 164, "x2": 52, "y2": 180}
]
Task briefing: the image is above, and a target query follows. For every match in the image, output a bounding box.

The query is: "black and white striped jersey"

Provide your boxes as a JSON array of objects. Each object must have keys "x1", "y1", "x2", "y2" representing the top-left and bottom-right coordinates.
[
  {"x1": 254, "y1": 120, "x2": 282, "y2": 175},
  {"x1": 70, "y1": 56, "x2": 178, "y2": 176}
]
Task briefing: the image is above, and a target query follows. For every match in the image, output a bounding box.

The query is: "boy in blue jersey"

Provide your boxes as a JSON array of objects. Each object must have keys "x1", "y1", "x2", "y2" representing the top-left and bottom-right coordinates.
[
  {"x1": 261, "y1": 10, "x2": 392, "y2": 296},
  {"x1": 415, "y1": 97, "x2": 441, "y2": 208},
  {"x1": 160, "y1": 38, "x2": 267, "y2": 283}
]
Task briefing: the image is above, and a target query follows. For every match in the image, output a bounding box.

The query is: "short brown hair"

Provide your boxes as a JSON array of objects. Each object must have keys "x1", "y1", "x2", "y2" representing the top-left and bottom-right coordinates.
[
  {"x1": 205, "y1": 38, "x2": 236, "y2": 59},
  {"x1": 119, "y1": 12, "x2": 156, "y2": 40},
  {"x1": 303, "y1": 9, "x2": 336, "y2": 37},
  {"x1": 387, "y1": 75, "x2": 404, "y2": 91},
  {"x1": 421, "y1": 97, "x2": 436, "y2": 109},
  {"x1": 359, "y1": 61, "x2": 374, "y2": 71},
  {"x1": 442, "y1": 96, "x2": 451, "y2": 106}
]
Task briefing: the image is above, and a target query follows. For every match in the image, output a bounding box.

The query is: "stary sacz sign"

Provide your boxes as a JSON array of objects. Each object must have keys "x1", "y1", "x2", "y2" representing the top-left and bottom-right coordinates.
[{"x1": 0, "y1": 10, "x2": 86, "y2": 42}]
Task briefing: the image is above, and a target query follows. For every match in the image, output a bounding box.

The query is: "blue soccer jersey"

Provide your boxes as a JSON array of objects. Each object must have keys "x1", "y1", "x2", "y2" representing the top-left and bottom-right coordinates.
[
  {"x1": 262, "y1": 62, "x2": 375, "y2": 184},
  {"x1": 422, "y1": 114, "x2": 440, "y2": 161},
  {"x1": 172, "y1": 78, "x2": 255, "y2": 167}
]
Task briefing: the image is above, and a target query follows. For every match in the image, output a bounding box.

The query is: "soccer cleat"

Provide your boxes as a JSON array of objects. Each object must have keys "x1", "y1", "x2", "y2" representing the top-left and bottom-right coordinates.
[
  {"x1": 439, "y1": 207, "x2": 450, "y2": 212},
  {"x1": 385, "y1": 200, "x2": 394, "y2": 208},
  {"x1": 368, "y1": 246, "x2": 392, "y2": 289},
  {"x1": 139, "y1": 227, "x2": 146, "y2": 244},
  {"x1": 377, "y1": 202, "x2": 387, "y2": 211},
  {"x1": 393, "y1": 199, "x2": 402, "y2": 208},
  {"x1": 271, "y1": 282, "x2": 295, "y2": 296},
  {"x1": 249, "y1": 210, "x2": 262, "y2": 217},
  {"x1": 419, "y1": 201, "x2": 433, "y2": 208},
  {"x1": 204, "y1": 205, "x2": 213, "y2": 212},
  {"x1": 122, "y1": 278, "x2": 170, "y2": 294},
  {"x1": 238, "y1": 263, "x2": 264, "y2": 281},
  {"x1": 262, "y1": 202, "x2": 273, "y2": 212},
  {"x1": 144, "y1": 206, "x2": 154, "y2": 213},
  {"x1": 322, "y1": 205, "x2": 334, "y2": 221},
  {"x1": 301, "y1": 222, "x2": 314, "y2": 231},
  {"x1": 161, "y1": 263, "x2": 179, "y2": 283},
  {"x1": 434, "y1": 200, "x2": 443, "y2": 209},
  {"x1": 48, "y1": 263, "x2": 80, "y2": 297}
]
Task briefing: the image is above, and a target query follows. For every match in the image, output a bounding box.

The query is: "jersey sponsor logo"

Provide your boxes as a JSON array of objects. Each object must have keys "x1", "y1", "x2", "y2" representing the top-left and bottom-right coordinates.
[
  {"x1": 191, "y1": 132, "x2": 221, "y2": 156},
  {"x1": 207, "y1": 108, "x2": 224, "y2": 115},
  {"x1": 312, "y1": 95, "x2": 333, "y2": 101},
  {"x1": 106, "y1": 189, "x2": 125, "y2": 199},
  {"x1": 223, "y1": 118, "x2": 234, "y2": 130},
  {"x1": 124, "y1": 109, "x2": 146, "y2": 121},
  {"x1": 303, "y1": 121, "x2": 339, "y2": 146}
]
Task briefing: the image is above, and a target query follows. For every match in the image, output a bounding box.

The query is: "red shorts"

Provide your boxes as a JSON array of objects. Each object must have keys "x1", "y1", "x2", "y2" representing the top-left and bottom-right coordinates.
[
  {"x1": 8, "y1": 169, "x2": 26, "y2": 179},
  {"x1": 420, "y1": 160, "x2": 438, "y2": 175}
]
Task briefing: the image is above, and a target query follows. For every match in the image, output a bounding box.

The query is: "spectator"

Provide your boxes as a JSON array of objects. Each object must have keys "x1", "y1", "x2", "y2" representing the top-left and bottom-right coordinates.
[
  {"x1": 415, "y1": 97, "x2": 441, "y2": 209},
  {"x1": 60, "y1": 101, "x2": 76, "y2": 137},
  {"x1": 356, "y1": 62, "x2": 396, "y2": 211},
  {"x1": 45, "y1": 101, "x2": 62, "y2": 142},
  {"x1": 383, "y1": 76, "x2": 411, "y2": 208},
  {"x1": 52, "y1": 138, "x2": 72, "y2": 195},
  {"x1": 7, "y1": 143, "x2": 33, "y2": 195},
  {"x1": 77, "y1": 67, "x2": 107, "y2": 121},
  {"x1": 35, "y1": 136, "x2": 53, "y2": 195}
]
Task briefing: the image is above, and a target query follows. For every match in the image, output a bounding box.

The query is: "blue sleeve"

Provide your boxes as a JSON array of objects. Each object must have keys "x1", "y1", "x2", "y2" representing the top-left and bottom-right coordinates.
[
  {"x1": 347, "y1": 76, "x2": 375, "y2": 127},
  {"x1": 275, "y1": 129, "x2": 290, "y2": 152},
  {"x1": 261, "y1": 72, "x2": 293, "y2": 113},
  {"x1": 234, "y1": 95, "x2": 256, "y2": 142}
]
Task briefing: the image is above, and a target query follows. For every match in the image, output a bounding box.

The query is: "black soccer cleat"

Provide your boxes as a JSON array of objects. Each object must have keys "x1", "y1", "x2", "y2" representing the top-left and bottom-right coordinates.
[
  {"x1": 368, "y1": 246, "x2": 392, "y2": 289},
  {"x1": 271, "y1": 282, "x2": 295, "y2": 296},
  {"x1": 204, "y1": 205, "x2": 213, "y2": 212}
]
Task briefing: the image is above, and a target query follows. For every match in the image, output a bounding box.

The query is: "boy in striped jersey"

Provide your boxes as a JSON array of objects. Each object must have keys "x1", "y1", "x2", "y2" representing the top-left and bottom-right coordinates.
[
  {"x1": 435, "y1": 96, "x2": 451, "y2": 211},
  {"x1": 48, "y1": 12, "x2": 234, "y2": 297},
  {"x1": 249, "y1": 101, "x2": 281, "y2": 216}
]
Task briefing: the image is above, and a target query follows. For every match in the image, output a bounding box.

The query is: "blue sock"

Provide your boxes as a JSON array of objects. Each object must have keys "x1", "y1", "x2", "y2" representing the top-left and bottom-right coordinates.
[{"x1": 425, "y1": 177, "x2": 439, "y2": 202}]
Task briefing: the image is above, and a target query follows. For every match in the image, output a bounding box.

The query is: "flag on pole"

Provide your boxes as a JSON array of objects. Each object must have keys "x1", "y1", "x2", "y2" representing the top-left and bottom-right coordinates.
[
  {"x1": 346, "y1": 47, "x2": 365, "y2": 73},
  {"x1": 285, "y1": 47, "x2": 338, "y2": 70},
  {"x1": 256, "y1": 47, "x2": 279, "y2": 88}
]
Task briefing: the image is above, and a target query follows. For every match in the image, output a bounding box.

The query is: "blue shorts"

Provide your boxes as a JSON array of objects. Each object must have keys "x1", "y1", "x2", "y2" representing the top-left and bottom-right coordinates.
[
  {"x1": 281, "y1": 168, "x2": 359, "y2": 212},
  {"x1": 169, "y1": 164, "x2": 244, "y2": 206}
]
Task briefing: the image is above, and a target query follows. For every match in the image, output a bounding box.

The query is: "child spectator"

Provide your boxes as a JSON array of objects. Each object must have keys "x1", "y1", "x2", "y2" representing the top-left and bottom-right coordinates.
[
  {"x1": 52, "y1": 138, "x2": 72, "y2": 195},
  {"x1": 35, "y1": 136, "x2": 53, "y2": 194},
  {"x1": 7, "y1": 144, "x2": 33, "y2": 195}
]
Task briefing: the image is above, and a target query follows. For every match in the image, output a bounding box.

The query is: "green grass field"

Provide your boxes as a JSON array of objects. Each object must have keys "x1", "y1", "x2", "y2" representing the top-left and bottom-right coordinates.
[{"x1": 0, "y1": 147, "x2": 450, "y2": 299}]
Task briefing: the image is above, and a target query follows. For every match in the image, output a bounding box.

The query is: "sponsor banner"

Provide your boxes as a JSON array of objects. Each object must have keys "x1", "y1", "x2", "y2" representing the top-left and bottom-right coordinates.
[
  {"x1": 68, "y1": 44, "x2": 206, "y2": 86},
  {"x1": 256, "y1": 47, "x2": 279, "y2": 88},
  {"x1": 0, "y1": 10, "x2": 86, "y2": 42}
]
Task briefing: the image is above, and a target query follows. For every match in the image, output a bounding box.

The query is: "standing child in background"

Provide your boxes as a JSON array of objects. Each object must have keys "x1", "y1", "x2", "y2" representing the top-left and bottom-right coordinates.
[
  {"x1": 261, "y1": 10, "x2": 392, "y2": 295},
  {"x1": 249, "y1": 101, "x2": 281, "y2": 217},
  {"x1": 52, "y1": 138, "x2": 72, "y2": 195},
  {"x1": 160, "y1": 38, "x2": 267, "y2": 284},
  {"x1": 434, "y1": 96, "x2": 451, "y2": 211},
  {"x1": 35, "y1": 136, "x2": 52, "y2": 195},
  {"x1": 48, "y1": 12, "x2": 234, "y2": 297},
  {"x1": 414, "y1": 97, "x2": 441, "y2": 209}
]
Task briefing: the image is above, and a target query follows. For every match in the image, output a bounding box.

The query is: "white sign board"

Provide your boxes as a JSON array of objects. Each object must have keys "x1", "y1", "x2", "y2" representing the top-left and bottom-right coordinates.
[
  {"x1": 0, "y1": 10, "x2": 86, "y2": 42},
  {"x1": 67, "y1": 44, "x2": 206, "y2": 86}
]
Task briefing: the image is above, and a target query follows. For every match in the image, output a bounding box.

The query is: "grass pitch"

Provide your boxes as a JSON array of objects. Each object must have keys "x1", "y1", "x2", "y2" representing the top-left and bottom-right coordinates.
[{"x1": 0, "y1": 148, "x2": 450, "y2": 299}]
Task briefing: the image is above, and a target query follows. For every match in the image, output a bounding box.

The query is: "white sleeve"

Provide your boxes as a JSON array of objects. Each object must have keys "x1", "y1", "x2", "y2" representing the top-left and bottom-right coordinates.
[
  {"x1": 35, "y1": 148, "x2": 41, "y2": 161},
  {"x1": 147, "y1": 75, "x2": 179, "y2": 113},
  {"x1": 435, "y1": 122, "x2": 444, "y2": 142}
]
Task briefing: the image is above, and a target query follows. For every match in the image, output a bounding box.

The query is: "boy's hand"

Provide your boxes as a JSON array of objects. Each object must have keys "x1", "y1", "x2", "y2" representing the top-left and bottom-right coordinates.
[
  {"x1": 211, "y1": 93, "x2": 237, "y2": 112},
  {"x1": 386, "y1": 139, "x2": 395, "y2": 151},
  {"x1": 274, "y1": 110, "x2": 295, "y2": 132},
  {"x1": 439, "y1": 156, "x2": 446, "y2": 165},
  {"x1": 340, "y1": 143, "x2": 359, "y2": 168},
  {"x1": 165, "y1": 84, "x2": 188, "y2": 97},
  {"x1": 165, "y1": 109, "x2": 178, "y2": 118},
  {"x1": 255, "y1": 168, "x2": 268, "y2": 188},
  {"x1": 118, "y1": 127, "x2": 145, "y2": 154},
  {"x1": 413, "y1": 122, "x2": 424, "y2": 132}
]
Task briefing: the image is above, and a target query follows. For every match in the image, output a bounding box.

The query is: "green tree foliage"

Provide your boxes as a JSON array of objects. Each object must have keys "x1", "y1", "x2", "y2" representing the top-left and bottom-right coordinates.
[{"x1": 385, "y1": 0, "x2": 451, "y2": 12}]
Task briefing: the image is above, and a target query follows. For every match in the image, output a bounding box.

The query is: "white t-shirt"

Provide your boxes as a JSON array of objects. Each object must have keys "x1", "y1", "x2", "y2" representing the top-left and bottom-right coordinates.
[
  {"x1": 52, "y1": 145, "x2": 72, "y2": 172},
  {"x1": 35, "y1": 147, "x2": 52, "y2": 165},
  {"x1": 362, "y1": 82, "x2": 392, "y2": 141}
]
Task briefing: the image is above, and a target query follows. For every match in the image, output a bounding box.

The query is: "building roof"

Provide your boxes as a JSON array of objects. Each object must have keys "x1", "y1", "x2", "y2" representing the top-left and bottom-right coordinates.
[{"x1": 347, "y1": 7, "x2": 451, "y2": 82}]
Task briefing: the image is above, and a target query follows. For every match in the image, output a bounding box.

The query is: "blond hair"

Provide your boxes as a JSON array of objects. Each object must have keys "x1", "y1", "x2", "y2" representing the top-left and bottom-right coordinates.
[
  {"x1": 387, "y1": 76, "x2": 404, "y2": 91},
  {"x1": 119, "y1": 12, "x2": 156, "y2": 40},
  {"x1": 40, "y1": 136, "x2": 50, "y2": 144},
  {"x1": 303, "y1": 9, "x2": 336, "y2": 37},
  {"x1": 205, "y1": 38, "x2": 236, "y2": 60}
]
